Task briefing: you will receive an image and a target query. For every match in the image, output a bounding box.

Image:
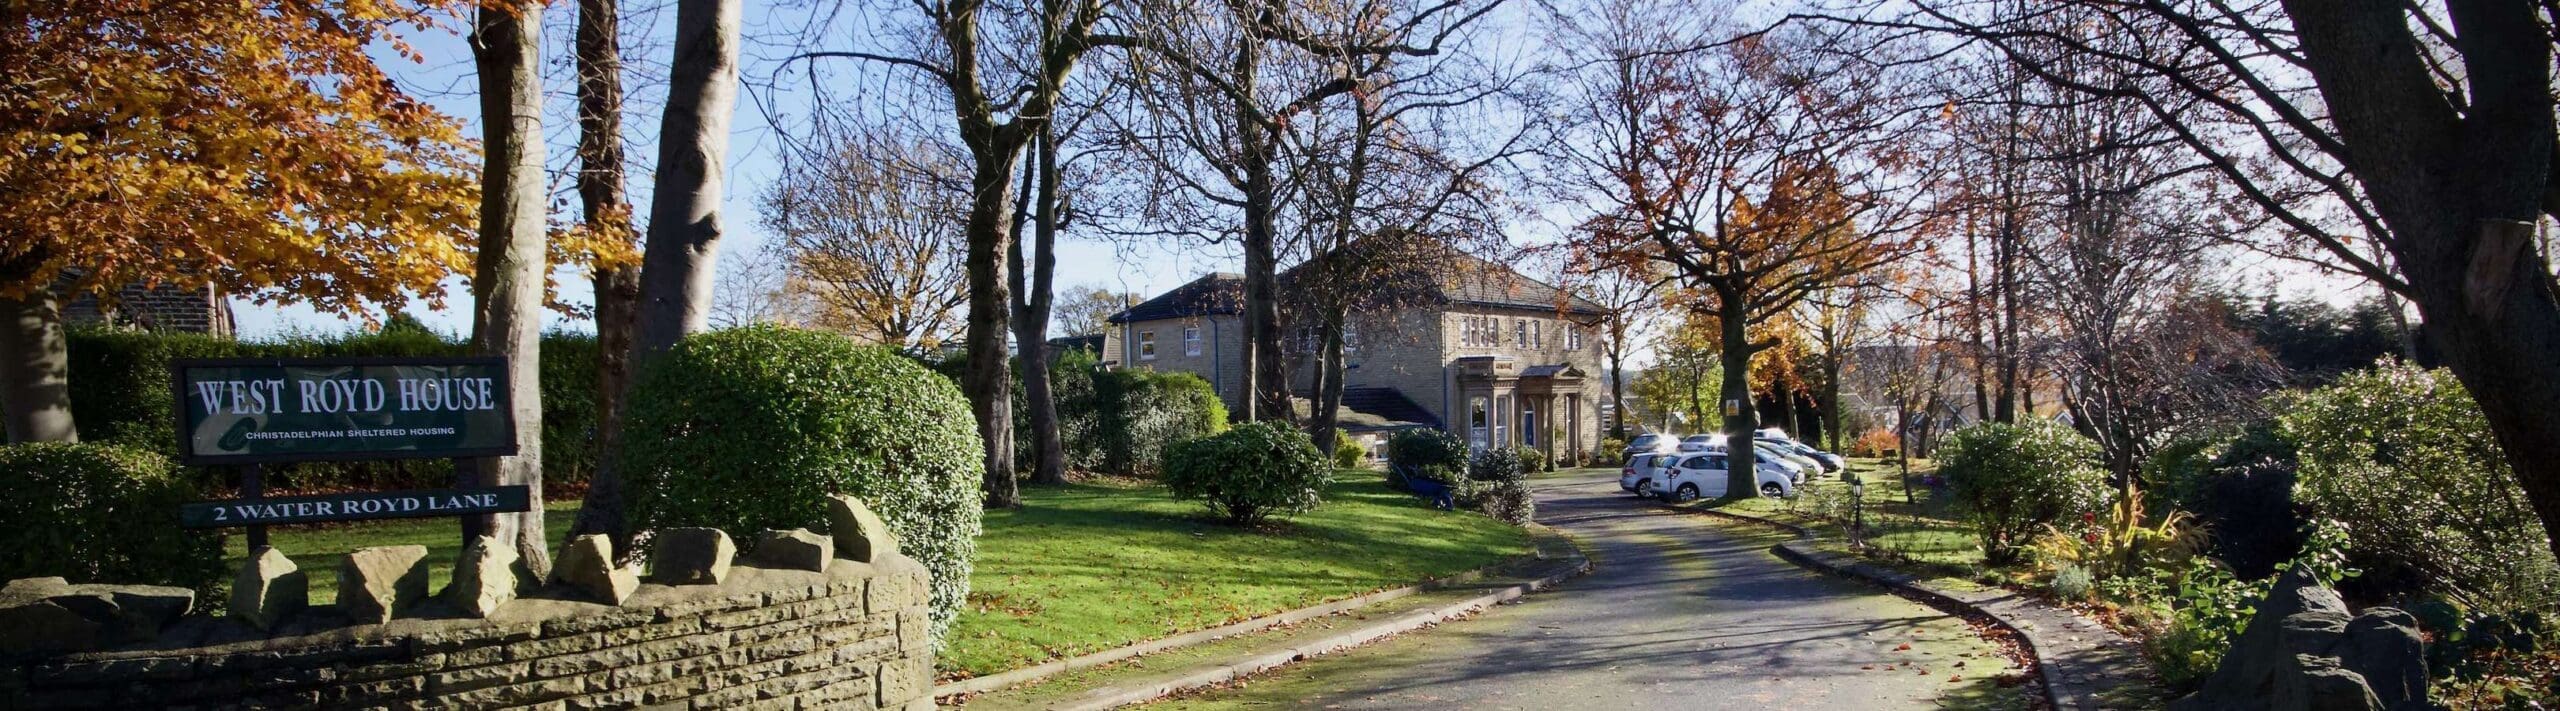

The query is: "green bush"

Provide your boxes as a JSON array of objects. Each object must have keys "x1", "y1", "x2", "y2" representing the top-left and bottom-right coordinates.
[
  {"x1": 1387, "y1": 428, "x2": 1467, "y2": 488},
  {"x1": 1477, "y1": 482, "x2": 1535, "y2": 525},
  {"x1": 1332, "y1": 438, "x2": 1365, "y2": 469},
  {"x1": 2049, "y1": 564, "x2": 2094, "y2": 601},
  {"x1": 1095, "y1": 369, "x2": 1226, "y2": 477},
  {"x1": 1161, "y1": 422, "x2": 1333, "y2": 525},
  {"x1": 1520, "y1": 447, "x2": 1551, "y2": 473},
  {"x1": 0, "y1": 443, "x2": 225, "y2": 600},
  {"x1": 1594, "y1": 438, "x2": 1626, "y2": 467},
  {"x1": 1937, "y1": 418, "x2": 2110, "y2": 565},
  {"x1": 1468, "y1": 447, "x2": 1533, "y2": 483},
  {"x1": 2276, "y1": 361, "x2": 2560, "y2": 611},
  {"x1": 620, "y1": 325, "x2": 984, "y2": 647}
]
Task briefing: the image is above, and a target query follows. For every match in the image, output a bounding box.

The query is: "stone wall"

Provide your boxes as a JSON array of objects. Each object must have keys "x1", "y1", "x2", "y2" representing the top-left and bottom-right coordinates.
[
  {"x1": 60, "y1": 279, "x2": 235, "y2": 336},
  {"x1": 1, "y1": 554, "x2": 936, "y2": 710}
]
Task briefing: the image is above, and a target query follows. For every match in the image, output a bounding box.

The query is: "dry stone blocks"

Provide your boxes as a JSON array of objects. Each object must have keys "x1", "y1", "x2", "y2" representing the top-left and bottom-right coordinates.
[
  {"x1": 827, "y1": 494, "x2": 901, "y2": 562},
  {"x1": 230, "y1": 547, "x2": 307, "y2": 630},
  {"x1": 554, "y1": 534, "x2": 640, "y2": 605},
  {"x1": 339, "y1": 545, "x2": 429, "y2": 625},
  {"x1": 649, "y1": 528, "x2": 736, "y2": 585},
  {"x1": 752, "y1": 529, "x2": 833, "y2": 572},
  {"x1": 446, "y1": 536, "x2": 519, "y2": 618},
  {"x1": 0, "y1": 577, "x2": 196, "y2": 654}
]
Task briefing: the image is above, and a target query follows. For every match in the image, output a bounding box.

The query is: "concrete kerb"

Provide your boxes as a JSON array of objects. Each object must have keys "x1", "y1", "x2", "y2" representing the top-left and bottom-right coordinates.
[
  {"x1": 934, "y1": 525, "x2": 1592, "y2": 707},
  {"x1": 1667, "y1": 501, "x2": 2111, "y2": 711}
]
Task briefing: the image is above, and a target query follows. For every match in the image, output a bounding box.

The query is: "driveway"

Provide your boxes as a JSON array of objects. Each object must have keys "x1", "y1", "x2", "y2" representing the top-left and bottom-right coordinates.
[{"x1": 1143, "y1": 471, "x2": 2029, "y2": 710}]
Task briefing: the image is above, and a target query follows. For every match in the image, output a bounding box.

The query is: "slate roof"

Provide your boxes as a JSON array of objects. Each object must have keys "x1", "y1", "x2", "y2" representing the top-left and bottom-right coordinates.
[
  {"x1": 1289, "y1": 387, "x2": 1441, "y2": 432},
  {"x1": 1106, "y1": 273, "x2": 1244, "y2": 324},
  {"x1": 1437, "y1": 253, "x2": 1609, "y2": 317}
]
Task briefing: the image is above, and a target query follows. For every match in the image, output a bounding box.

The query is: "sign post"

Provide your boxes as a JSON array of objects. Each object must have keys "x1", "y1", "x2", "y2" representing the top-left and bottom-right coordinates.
[{"x1": 170, "y1": 357, "x2": 529, "y2": 544}]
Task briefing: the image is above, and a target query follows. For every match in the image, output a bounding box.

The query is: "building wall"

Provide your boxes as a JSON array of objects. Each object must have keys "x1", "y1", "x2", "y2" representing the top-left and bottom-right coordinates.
[
  {"x1": 1112, "y1": 314, "x2": 1247, "y2": 414},
  {"x1": 60, "y1": 281, "x2": 233, "y2": 336}
]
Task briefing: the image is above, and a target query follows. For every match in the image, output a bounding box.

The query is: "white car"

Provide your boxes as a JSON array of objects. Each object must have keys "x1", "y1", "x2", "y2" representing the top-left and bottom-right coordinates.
[
  {"x1": 1619, "y1": 452, "x2": 1677, "y2": 496},
  {"x1": 1677, "y1": 434, "x2": 1812, "y2": 485},
  {"x1": 1649, "y1": 452, "x2": 1797, "y2": 502},
  {"x1": 1676, "y1": 434, "x2": 1721, "y2": 452},
  {"x1": 1623, "y1": 433, "x2": 1678, "y2": 458}
]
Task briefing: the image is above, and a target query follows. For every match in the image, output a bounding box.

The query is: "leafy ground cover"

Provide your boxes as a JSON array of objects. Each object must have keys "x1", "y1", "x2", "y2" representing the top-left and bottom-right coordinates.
[{"x1": 942, "y1": 468, "x2": 1533, "y2": 680}]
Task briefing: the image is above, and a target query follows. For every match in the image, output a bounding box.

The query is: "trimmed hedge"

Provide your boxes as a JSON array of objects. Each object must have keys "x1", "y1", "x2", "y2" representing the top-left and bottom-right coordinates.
[
  {"x1": 1937, "y1": 419, "x2": 2111, "y2": 565},
  {"x1": 62, "y1": 325, "x2": 600, "y2": 493},
  {"x1": 619, "y1": 326, "x2": 984, "y2": 647},
  {"x1": 1094, "y1": 369, "x2": 1226, "y2": 477},
  {"x1": 1162, "y1": 422, "x2": 1333, "y2": 525},
  {"x1": 0, "y1": 443, "x2": 226, "y2": 600},
  {"x1": 1387, "y1": 428, "x2": 1467, "y2": 489}
]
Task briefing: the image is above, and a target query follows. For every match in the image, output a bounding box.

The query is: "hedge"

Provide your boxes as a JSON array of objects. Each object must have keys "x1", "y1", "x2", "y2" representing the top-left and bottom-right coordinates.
[
  {"x1": 1162, "y1": 422, "x2": 1332, "y2": 525},
  {"x1": 63, "y1": 324, "x2": 600, "y2": 493},
  {"x1": 0, "y1": 443, "x2": 226, "y2": 600},
  {"x1": 619, "y1": 326, "x2": 984, "y2": 647}
]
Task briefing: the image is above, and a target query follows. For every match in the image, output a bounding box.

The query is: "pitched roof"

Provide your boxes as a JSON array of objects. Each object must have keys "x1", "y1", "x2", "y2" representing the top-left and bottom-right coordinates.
[
  {"x1": 1437, "y1": 253, "x2": 1608, "y2": 317},
  {"x1": 1291, "y1": 387, "x2": 1442, "y2": 432},
  {"x1": 1107, "y1": 273, "x2": 1243, "y2": 324}
]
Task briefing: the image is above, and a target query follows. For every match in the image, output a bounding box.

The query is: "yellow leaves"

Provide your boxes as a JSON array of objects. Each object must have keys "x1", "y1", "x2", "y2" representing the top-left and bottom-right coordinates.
[{"x1": 5, "y1": 0, "x2": 478, "y2": 315}]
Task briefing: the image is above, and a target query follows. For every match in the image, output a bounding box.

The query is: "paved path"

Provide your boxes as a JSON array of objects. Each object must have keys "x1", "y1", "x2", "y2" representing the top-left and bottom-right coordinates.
[{"x1": 1144, "y1": 472, "x2": 2028, "y2": 710}]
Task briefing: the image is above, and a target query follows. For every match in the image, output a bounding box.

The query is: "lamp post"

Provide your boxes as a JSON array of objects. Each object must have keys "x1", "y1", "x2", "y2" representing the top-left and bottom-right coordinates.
[{"x1": 1846, "y1": 469, "x2": 1867, "y2": 550}]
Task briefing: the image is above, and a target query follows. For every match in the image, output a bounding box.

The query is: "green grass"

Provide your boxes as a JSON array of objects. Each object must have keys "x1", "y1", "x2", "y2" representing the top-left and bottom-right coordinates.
[
  {"x1": 220, "y1": 501, "x2": 581, "y2": 605},
  {"x1": 1701, "y1": 457, "x2": 1990, "y2": 573},
  {"x1": 941, "y1": 468, "x2": 1535, "y2": 679}
]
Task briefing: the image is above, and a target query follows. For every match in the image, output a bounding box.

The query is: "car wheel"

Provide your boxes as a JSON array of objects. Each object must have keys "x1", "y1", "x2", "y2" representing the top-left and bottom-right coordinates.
[
  {"x1": 1761, "y1": 482, "x2": 1785, "y2": 498},
  {"x1": 1675, "y1": 484, "x2": 1700, "y2": 503},
  {"x1": 1632, "y1": 479, "x2": 1650, "y2": 496}
]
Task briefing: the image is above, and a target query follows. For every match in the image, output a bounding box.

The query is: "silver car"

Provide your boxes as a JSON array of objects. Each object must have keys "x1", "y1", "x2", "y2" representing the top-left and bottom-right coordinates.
[{"x1": 1620, "y1": 452, "x2": 1676, "y2": 496}]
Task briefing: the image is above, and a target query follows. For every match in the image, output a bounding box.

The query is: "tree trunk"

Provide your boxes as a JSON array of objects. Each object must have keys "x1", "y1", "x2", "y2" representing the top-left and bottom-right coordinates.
[
  {"x1": 1308, "y1": 311, "x2": 1349, "y2": 455},
  {"x1": 469, "y1": 0, "x2": 552, "y2": 576},
  {"x1": 569, "y1": 0, "x2": 640, "y2": 550},
  {"x1": 1239, "y1": 133, "x2": 1290, "y2": 423},
  {"x1": 0, "y1": 278, "x2": 75, "y2": 444},
  {"x1": 1607, "y1": 328, "x2": 1628, "y2": 439},
  {"x1": 632, "y1": 0, "x2": 741, "y2": 360},
  {"x1": 1823, "y1": 355, "x2": 1844, "y2": 453},
  {"x1": 965, "y1": 144, "x2": 1021, "y2": 507},
  {"x1": 1012, "y1": 129, "x2": 1067, "y2": 486},
  {"x1": 1717, "y1": 291, "x2": 1757, "y2": 499}
]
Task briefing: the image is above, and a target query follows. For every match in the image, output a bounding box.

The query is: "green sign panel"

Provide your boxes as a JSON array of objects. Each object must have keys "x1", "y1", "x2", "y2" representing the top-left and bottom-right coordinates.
[
  {"x1": 181, "y1": 486, "x2": 532, "y2": 528},
  {"x1": 171, "y1": 357, "x2": 518, "y2": 465}
]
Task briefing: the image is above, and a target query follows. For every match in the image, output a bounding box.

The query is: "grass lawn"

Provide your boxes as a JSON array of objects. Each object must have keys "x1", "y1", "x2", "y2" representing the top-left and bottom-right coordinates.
[
  {"x1": 941, "y1": 467, "x2": 1534, "y2": 680},
  {"x1": 1700, "y1": 457, "x2": 1990, "y2": 574},
  {"x1": 220, "y1": 501, "x2": 582, "y2": 605}
]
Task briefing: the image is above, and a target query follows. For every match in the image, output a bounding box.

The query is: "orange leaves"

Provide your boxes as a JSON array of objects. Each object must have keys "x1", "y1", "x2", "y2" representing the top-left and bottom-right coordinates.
[{"x1": 3, "y1": 0, "x2": 477, "y2": 312}]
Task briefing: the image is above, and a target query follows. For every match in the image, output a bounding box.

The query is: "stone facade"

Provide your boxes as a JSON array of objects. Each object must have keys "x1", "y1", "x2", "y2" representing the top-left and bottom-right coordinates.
[
  {"x1": 1111, "y1": 271, "x2": 1608, "y2": 463},
  {"x1": 61, "y1": 280, "x2": 234, "y2": 336},
  {"x1": 1, "y1": 555, "x2": 938, "y2": 710}
]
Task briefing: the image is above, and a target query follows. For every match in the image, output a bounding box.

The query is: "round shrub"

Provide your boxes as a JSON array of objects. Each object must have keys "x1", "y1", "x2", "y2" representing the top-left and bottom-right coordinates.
[
  {"x1": 1332, "y1": 438, "x2": 1365, "y2": 469},
  {"x1": 620, "y1": 325, "x2": 984, "y2": 646},
  {"x1": 2049, "y1": 564, "x2": 2094, "y2": 601},
  {"x1": 0, "y1": 443, "x2": 224, "y2": 598},
  {"x1": 1593, "y1": 438, "x2": 1626, "y2": 467},
  {"x1": 1095, "y1": 369, "x2": 1226, "y2": 477},
  {"x1": 1937, "y1": 418, "x2": 2110, "y2": 565},
  {"x1": 2277, "y1": 361, "x2": 2560, "y2": 610},
  {"x1": 1468, "y1": 447, "x2": 1533, "y2": 483},
  {"x1": 1162, "y1": 422, "x2": 1333, "y2": 525},
  {"x1": 1521, "y1": 447, "x2": 1551, "y2": 473},
  {"x1": 1387, "y1": 428, "x2": 1467, "y2": 487}
]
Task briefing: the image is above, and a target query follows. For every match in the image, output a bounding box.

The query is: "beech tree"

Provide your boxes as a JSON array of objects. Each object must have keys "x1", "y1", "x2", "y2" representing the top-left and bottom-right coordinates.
[
  {"x1": 1554, "y1": 1, "x2": 1934, "y2": 496},
  {"x1": 0, "y1": 0, "x2": 476, "y2": 442},
  {"x1": 761, "y1": 133, "x2": 968, "y2": 352},
  {"x1": 631, "y1": 0, "x2": 743, "y2": 361},
  {"x1": 567, "y1": 0, "x2": 644, "y2": 546},
  {"x1": 469, "y1": 0, "x2": 556, "y2": 573}
]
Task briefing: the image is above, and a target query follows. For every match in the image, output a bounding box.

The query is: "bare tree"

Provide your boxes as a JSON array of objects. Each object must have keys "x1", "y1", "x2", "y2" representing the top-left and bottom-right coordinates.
[
  {"x1": 1553, "y1": 0, "x2": 1936, "y2": 497},
  {"x1": 1562, "y1": 263, "x2": 1659, "y2": 441},
  {"x1": 762, "y1": 133, "x2": 968, "y2": 351},
  {"x1": 1809, "y1": 0, "x2": 2560, "y2": 568},
  {"x1": 468, "y1": 0, "x2": 553, "y2": 574},
  {"x1": 1052, "y1": 286, "x2": 1139, "y2": 337}
]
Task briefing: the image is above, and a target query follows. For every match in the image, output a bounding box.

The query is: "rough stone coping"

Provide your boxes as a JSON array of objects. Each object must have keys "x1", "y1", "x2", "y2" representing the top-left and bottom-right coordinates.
[
  {"x1": 20, "y1": 553, "x2": 927, "y2": 666},
  {"x1": 1675, "y1": 503, "x2": 2152, "y2": 711}
]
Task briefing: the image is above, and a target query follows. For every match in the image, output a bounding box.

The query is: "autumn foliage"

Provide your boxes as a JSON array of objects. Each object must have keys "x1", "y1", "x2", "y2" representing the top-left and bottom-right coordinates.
[{"x1": 1, "y1": 0, "x2": 477, "y2": 309}]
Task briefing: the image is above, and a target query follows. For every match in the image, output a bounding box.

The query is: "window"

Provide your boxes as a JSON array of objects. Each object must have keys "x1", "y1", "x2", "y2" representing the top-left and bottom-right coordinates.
[
  {"x1": 1532, "y1": 321, "x2": 1543, "y2": 349},
  {"x1": 1182, "y1": 326, "x2": 1201, "y2": 356},
  {"x1": 1514, "y1": 319, "x2": 1527, "y2": 348},
  {"x1": 1139, "y1": 330, "x2": 1157, "y2": 360},
  {"x1": 1343, "y1": 323, "x2": 1359, "y2": 353},
  {"x1": 1565, "y1": 324, "x2": 1584, "y2": 351}
]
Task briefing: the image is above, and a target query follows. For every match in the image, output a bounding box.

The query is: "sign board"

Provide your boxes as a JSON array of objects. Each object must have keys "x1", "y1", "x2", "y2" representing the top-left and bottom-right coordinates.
[
  {"x1": 170, "y1": 357, "x2": 517, "y2": 465},
  {"x1": 181, "y1": 486, "x2": 532, "y2": 528}
]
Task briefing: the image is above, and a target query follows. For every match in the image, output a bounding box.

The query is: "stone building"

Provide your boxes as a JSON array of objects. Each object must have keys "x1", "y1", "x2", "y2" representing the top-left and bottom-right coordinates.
[
  {"x1": 1103, "y1": 254, "x2": 1608, "y2": 462},
  {"x1": 61, "y1": 280, "x2": 235, "y2": 336}
]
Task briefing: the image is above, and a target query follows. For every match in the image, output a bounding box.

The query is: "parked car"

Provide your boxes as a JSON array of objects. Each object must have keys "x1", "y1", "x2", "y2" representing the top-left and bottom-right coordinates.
[
  {"x1": 1676, "y1": 434, "x2": 1720, "y2": 452},
  {"x1": 1624, "y1": 433, "x2": 1677, "y2": 457},
  {"x1": 1620, "y1": 452, "x2": 1677, "y2": 496},
  {"x1": 1648, "y1": 452, "x2": 1796, "y2": 502},
  {"x1": 1777, "y1": 439, "x2": 1847, "y2": 473}
]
